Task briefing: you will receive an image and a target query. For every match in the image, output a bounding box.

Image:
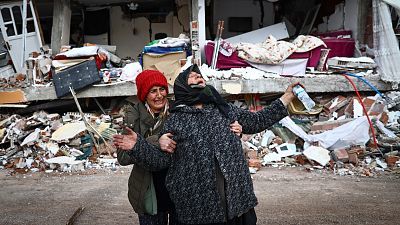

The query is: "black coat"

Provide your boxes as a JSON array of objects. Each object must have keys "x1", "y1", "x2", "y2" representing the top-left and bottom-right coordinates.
[{"x1": 129, "y1": 99, "x2": 288, "y2": 224}]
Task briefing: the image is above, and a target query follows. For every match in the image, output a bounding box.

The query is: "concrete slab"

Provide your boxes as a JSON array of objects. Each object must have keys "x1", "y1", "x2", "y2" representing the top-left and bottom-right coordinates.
[{"x1": 0, "y1": 74, "x2": 394, "y2": 103}]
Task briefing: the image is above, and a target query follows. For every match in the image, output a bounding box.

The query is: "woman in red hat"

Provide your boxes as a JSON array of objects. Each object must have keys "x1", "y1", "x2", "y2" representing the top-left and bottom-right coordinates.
[
  {"x1": 115, "y1": 70, "x2": 175, "y2": 225},
  {"x1": 114, "y1": 69, "x2": 243, "y2": 225}
]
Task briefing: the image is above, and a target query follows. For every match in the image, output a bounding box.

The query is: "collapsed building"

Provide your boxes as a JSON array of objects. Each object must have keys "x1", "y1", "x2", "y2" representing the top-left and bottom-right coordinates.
[{"x1": 0, "y1": 0, "x2": 400, "y2": 175}]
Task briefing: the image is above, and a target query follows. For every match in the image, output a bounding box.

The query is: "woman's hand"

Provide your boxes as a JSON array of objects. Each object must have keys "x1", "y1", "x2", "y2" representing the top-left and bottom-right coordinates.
[
  {"x1": 112, "y1": 127, "x2": 138, "y2": 151},
  {"x1": 159, "y1": 133, "x2": 177, "y2": 153},
  {"x1": 230, "y1": 121, "x2": 242, "y2": 136}
]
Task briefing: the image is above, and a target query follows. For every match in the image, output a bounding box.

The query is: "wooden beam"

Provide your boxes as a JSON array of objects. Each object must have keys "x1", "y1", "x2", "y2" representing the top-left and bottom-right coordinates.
[{"x1": 51, "y1": 0, "x2": 71, "y2": 54}]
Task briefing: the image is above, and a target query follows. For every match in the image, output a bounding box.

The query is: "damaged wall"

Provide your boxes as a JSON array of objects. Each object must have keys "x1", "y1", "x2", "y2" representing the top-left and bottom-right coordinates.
[
  {"x1": 317, "y1": 0, "x2": 359, "y2": 40},
  {"x1": 213, "y1": 0, "x2": 275, "y2": 39},
  {"x1": 110, "y1": 6, "x2": 189, "y2": 58}
]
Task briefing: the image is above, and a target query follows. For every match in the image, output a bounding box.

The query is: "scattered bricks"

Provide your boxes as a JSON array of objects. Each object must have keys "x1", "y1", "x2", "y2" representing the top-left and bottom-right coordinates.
[
  {"x1": 344, "y1": 98, "x2": 354, "y2": 118},
  {"x1": 310, "y1": 118, "x2": 354, "y2": 132},
  {"x1": 323, "y1": 95, "x2": 350, "y2": 115},
  {"x1": 294, "y1": 154, "x2": 308, "y2": 165},
  {"x1": 332, "y1": 149, "x2": 349, "y2": 162},
  {"x1": 379, "y1": 112, "x2": 389, "y2": 124},
  {"x1": 248, "y1": 159, "x2": 262, "y2": 169},
  {"x1": 386, "y1": 155, "x2": 400, "y2": 167},
  {"x1": 47, "y1": 113, "x2": 60, "y2": 121},
  {"x1": 348, "y1": 145, "x2": 366, "y2": 158},
  {"x1": 347, "y1": 146, "x2": 365, "y2": 166},
  {"x1": 368, "y1": 101, "x2": 385, "y2": 116},
  {"x1": 348, "y1": 152, "x2": 359, "y2": 166},
  {"x1": 15, "y1": 73, "x2": 26, "y2": 81},
  {"x1": 363, "y1": 168, "x2": 373, "y2": 177},
  {"x1": 246, "y1": 150, "x2": 258, "y2": 159},
  {"x1": 362, "y1": 97, "x2": 375, "y2": 112}
]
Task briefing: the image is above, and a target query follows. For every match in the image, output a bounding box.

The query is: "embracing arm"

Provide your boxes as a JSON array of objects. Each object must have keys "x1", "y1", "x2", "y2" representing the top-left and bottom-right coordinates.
[
  {"x1": 117, "y1": 134, "x2": 162, "y2": 166},
  {"x1": 114, "y1": 126, "x2": 171, "y2": 170},
  {"x1": 127, "y1": 134, "x2": 172, "y2": 171},
  {"x1": 116, "y1": 104, "x2": 140, "y2": 166}
]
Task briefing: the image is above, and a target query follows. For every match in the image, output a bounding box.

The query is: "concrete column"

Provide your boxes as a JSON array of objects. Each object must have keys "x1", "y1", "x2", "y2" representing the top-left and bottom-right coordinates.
[
  {"x1": 51, "y1": 0, "x2": 71, "y2": 54},
  {"x1": 357, "y1": 0, "x2": 370, "y2": 46},
  {"x1": 191, "y1": 0, "x2": 206, "y2": 63}
]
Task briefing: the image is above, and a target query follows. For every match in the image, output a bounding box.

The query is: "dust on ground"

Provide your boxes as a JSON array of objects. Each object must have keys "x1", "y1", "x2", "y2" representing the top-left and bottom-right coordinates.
[{"x1": 1, "y1": 166, "x2": 400, "y2": 225}]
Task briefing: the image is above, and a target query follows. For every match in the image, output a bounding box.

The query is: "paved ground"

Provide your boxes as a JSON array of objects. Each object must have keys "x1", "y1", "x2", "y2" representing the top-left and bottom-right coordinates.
[{"x1": 1, "y1": 166, "x2": 400, "y2": 225}]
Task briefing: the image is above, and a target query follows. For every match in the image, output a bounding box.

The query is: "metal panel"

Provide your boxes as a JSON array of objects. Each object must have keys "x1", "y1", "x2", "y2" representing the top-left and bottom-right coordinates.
[{"x1": 226, "y1": 22, "x2": 289, "y2": 44}]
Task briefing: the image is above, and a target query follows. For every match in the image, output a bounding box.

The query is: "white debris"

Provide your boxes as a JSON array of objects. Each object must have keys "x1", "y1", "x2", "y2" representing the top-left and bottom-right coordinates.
[
  {"x1": 21, "y1": 128, "x2": 40, "y2": 146},
  {"x1": 263, "y1": 152, "x2": 282, "y2": 164},
  {"x1": 303, "y1": 146, "x2": 331, "y2": 166},
  {"x1": 261, "y1": 130, "x2": 275, "y2": 147},
  {"x1": 45, "y1": 156, "x2": 82, "y2": 165},
  {"x1": 276, "y1": 143, "x2": 297, "y2": 158},
  {"x1": 376, "y1": 158, "x2": 388, "y2": 169},
  {"x1": 51, "y1": 122, "x2": 86, "y2": 141}
]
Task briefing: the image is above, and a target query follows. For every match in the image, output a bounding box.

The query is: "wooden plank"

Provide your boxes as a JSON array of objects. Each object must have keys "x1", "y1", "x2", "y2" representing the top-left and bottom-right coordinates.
[
  {"x1": 66, "y1": 206, "x2": 85, "y2": 225},
  {"x1": 0, "y1": 89, "x2": 27, "y2": 103}
]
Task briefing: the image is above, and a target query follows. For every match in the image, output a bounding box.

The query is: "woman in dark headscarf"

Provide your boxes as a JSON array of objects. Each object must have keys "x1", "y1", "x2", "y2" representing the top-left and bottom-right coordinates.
[
  {"x1": 171, "y1": 64, "x2": 230, "y2": 118},
  {"x1": 122, "y1": 65, "x2": 299, "y2": 225}
]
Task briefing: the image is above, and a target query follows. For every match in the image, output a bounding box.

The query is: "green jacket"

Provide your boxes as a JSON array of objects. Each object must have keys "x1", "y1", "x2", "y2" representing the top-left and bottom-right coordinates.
[{"x1": 117, "y1": 101, "x2": 165, "y2": 215}]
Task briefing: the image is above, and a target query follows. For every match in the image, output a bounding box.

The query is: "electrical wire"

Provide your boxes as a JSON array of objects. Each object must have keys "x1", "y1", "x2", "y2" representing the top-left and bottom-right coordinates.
[
  {"x1": 341, "y1": 73, "x2": 383, "y2": 156},
  {"x1": 345, "y1": 72, "x2": 384, "y2": 98}
]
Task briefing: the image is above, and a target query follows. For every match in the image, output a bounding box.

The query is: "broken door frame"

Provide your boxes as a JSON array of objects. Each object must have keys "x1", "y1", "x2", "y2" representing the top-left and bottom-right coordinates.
[{"x1": 0, "y1": 1, "x2": 43, "y2": 73}]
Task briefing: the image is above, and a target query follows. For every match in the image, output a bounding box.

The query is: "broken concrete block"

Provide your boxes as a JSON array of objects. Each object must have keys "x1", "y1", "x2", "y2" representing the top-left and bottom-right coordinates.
[
  {"x1": 249, "y1": 167, "x2": 258, "y2": 174},
  {"x1": 51, "y1": 122, "x2": 86, "y2": 141},
  {"x1": 261, "y1": 130, "x2": 275, "y2": 147},
  {"x1": 275, "y1": 143, "x2": 297, "y2": 158},
  {"x1": 310, "y1": 118, "x2": 354, "y2": 133},
  {"x1": 46, "y1": 142, "x2": 60, "y2": 155},
  {"x1": 263, "y1": 152, "x2": 281, "y2": 164},
  {"x1": 303, "y1": 146, "x2": 331, "y2": 166},
  {"x1": 21, "y1": 128, "x2": 40, "y2": 146}
]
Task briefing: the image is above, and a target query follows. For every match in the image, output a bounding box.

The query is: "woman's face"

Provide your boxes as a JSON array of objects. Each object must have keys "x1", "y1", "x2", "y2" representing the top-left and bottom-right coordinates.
[
  {"x1": 145, "y1": 86, "x2": 168, "y2": 113},
  {"x1": 187, "y1": 71, "x2": 206, "y2": 87}
]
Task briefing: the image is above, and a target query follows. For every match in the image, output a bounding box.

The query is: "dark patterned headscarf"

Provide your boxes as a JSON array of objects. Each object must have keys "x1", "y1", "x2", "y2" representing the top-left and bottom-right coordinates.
[{"x1": 171, "y1": 65, "x2": 230, "y2": 117}]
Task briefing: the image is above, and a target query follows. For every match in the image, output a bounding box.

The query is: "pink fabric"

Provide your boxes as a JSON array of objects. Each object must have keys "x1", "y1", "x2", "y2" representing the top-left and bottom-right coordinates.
[
  {"x1": 204, "y1": 42, "x2": 250, "y2": 69},
  {"x1": 314, "y1": 30, "x2": 352, "y2": 38},
  {"x1": 289, "y1": 37, "x2": 355, "y2": 67}
]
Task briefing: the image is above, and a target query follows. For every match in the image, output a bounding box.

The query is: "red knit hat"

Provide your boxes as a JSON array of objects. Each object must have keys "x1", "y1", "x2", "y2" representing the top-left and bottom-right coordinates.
[{"x1": 135, "y1": 70, "x2": 168, "y2": 102}]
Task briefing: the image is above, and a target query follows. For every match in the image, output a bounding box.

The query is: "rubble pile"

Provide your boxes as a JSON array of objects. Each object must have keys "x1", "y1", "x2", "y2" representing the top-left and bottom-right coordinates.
[
  {"x1": 0, "y1": 110, "x2": 123, "y2": 175},
  {"x1": 240, "y1": 92, "x2": 400, "y2": 177},
  {"x1": 1, "y1": 91, "x2": 400, "y2": 177}
]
